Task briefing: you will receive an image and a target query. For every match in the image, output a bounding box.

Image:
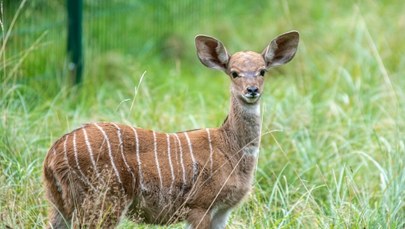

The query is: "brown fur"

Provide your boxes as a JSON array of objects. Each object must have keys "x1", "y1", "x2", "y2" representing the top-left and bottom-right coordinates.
[{"x1": 43, "y1": 31, "x2": 299, "y2": 228}]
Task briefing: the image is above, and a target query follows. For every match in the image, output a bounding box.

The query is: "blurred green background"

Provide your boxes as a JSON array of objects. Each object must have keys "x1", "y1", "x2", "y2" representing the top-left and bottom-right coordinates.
[{"x1": 1, "y1": 0, "x2": 405, "y2": 228}]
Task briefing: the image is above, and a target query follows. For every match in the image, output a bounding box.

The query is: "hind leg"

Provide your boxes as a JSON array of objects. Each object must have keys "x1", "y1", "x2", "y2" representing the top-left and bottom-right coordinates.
[
  {"x1": 186, "y1": 208, "x2": 211, "y2": 229},
  {"x1": 74, "y1": 198, "x2": 129, "y2": 228},
  {"x1": 44, "y1": 179, "x2": 72, "y2": 229},
  {"x1": 73, "y1": 185, "x2": 130, "y2": 228},
  {"x1": 47, "y1": 208, "x2": 70, "y2": 229}
]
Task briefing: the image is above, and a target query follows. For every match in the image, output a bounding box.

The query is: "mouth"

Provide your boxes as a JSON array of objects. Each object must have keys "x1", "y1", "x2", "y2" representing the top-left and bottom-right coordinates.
[{"x1": 242, "y1": 93, "x2": 261, "y2": 104}]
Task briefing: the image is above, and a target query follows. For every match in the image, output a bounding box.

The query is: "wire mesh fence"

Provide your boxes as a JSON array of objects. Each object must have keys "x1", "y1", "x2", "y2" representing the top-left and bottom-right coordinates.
[
  {"x1": 1, "y1": 0, "x2": 223, "y2": 82},
  {"x1": 2, "y1": 1, "x2": 223, "y2": 55},
  {"x1": 1, "y1": 0, "x2": 272, "y2": 85}
]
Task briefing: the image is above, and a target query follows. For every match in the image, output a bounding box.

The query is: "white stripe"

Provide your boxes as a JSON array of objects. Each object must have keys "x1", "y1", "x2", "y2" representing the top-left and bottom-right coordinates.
[
  {"x1": 94, "y1": 123, "x2": 122, "y2": 184},
  {"x1": 73, "y1": 132, "x2": 85, "y2": 177},
  {"x1": 53, "y1": 148, "x2": 56, "y2": 156},
  {"x1": 129, "y1": 126, "x2": 146, "y2": 190},
  {"x1": 112, "y1": 123, "x2": 136, "y2": 185},
  {"x1": 82, "y1": 128, "x2": 98, "y2": 174},
  {"x1": 153, "y1": 131, "x2": 163, "y2": 190},
  {"x1": 184, "y1": 132, "x2": 198, "y2": 181},
  {"x1": 73, "y1": 131, "x2": 95, "y2": 189},
  {"x1": 173, "y1": 133, "x2": 186, "y2": 185},
  {"x1": 206, "y1": 128, "x2": 213, "y2": 173},
  {"x1": 63, "y1": 134, "x2": 93, "y2": 189},
  {"x1": 166, "y1": 134, "x2": 175, "y2": 194},
  {"x1": 172, "y1": 135, "x2": 178, "y2": 165},
  {"x1": 63, "y1": 135, "x2": 70, "y2": 169}
]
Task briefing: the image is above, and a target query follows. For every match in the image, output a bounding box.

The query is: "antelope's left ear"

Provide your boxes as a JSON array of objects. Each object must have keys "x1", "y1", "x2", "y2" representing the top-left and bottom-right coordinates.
[{"x1": 262, "y1": 31, "x2": 299, "y2": 69}]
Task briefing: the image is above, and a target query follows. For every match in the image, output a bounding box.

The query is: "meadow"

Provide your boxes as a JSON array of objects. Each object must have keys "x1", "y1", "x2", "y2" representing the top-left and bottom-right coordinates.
[{"x1": 1, "y1": 0, "x2": 404, "y2": 228}]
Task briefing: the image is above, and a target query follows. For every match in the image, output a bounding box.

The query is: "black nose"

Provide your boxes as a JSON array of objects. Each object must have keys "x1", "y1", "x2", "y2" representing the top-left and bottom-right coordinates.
[{"x1": 247, "y1": 86, "x2": 259, "y2": 94}]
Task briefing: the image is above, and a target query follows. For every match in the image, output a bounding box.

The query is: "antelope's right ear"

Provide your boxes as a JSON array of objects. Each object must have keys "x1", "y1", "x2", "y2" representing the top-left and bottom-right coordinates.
[{"x1": 195, "y1": 35, "x2": 229, "y2": 71}]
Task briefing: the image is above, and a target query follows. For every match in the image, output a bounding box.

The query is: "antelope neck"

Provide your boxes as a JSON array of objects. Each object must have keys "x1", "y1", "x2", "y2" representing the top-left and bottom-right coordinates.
[{"x1": 220, "y1": 93, "x2": 261, "y2": 158}]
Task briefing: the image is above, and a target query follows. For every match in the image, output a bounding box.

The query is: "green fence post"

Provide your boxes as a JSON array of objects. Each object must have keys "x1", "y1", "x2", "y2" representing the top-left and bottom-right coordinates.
[{"x1": 67, "y1": 0, "x2": 83, "y2": 85}]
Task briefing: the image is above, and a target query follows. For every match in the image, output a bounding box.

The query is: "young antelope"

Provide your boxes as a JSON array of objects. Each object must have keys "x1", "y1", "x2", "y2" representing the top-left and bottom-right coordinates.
[{"x1": 43, "y1": 31, "x2": 299, "y2": 228}]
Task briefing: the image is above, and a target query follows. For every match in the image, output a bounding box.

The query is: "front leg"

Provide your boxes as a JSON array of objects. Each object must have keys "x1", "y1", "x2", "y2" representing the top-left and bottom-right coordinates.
[
  {"x1": 186, "y1": 208, "x2": 211, "y2": 229},
  {"x1": 210, "y1": 208, "x2": 232, "y2": 229}
]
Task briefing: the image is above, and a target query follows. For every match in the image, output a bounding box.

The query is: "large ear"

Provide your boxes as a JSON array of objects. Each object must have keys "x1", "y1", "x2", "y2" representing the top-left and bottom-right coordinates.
[
  {"x1": 262, "y1": 31, "x2": 299, "y2": 69},
  {"x1": 195, "y1": 35, "x2": 230, "y2": 71}
]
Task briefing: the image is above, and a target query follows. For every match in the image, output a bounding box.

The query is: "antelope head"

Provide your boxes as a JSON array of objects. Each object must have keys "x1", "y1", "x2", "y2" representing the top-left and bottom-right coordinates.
[{"x1": 195, "y1": 31, "x2": 299, "y2": 105}]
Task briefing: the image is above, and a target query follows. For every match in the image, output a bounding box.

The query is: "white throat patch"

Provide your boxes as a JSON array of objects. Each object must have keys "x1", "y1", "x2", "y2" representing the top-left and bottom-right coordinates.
[
  {"x1": 242, "y1": 103, "x2": 261, "y2": 116},
  {"x1": 243, "y1": 145, "x2": 259, "y2": 157}
]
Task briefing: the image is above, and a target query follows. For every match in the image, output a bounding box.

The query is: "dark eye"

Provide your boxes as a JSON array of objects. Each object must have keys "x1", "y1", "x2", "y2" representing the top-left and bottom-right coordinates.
[
  {"x1": 259, "y1": 69, "x2": 266, "y2": 77},
  {"x1": 231, "y1": 71, "x2": 239, "y2": 78}
]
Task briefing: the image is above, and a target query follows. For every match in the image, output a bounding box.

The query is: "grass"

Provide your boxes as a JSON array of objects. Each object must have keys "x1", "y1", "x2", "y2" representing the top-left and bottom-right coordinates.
[{"x1": 1, "y1": 0, "x2": 405, "y2": 228}]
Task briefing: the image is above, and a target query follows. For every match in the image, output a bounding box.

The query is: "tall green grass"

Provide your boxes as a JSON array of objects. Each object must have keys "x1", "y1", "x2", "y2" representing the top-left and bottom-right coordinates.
[{"x1": 1, "y1": 0, "x2": 404, "y2": 228}]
